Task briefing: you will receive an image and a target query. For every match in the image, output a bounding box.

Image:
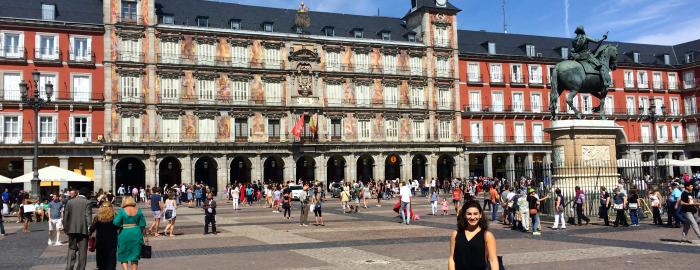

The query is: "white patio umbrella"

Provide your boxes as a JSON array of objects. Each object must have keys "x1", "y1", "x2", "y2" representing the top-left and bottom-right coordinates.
[
  {"x1": 0, "y1": 174, "x2": 11, "y2": 184},
  {"x1": 12, "y1": 166, "x2": 91, "y2": 184}
]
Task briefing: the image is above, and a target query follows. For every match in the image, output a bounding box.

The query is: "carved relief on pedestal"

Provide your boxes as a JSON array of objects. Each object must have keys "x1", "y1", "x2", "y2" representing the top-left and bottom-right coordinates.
[
  {"x1": 581, "y1": 145, "x2": 610, "y2": 164},
  {"x1": 553, "y1": 146, "x2": 565, "y2": 166}
]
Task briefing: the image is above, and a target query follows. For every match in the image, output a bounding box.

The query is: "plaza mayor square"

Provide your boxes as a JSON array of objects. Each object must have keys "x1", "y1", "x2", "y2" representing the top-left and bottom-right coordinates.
[{"x1": 0, "y1": 0, "x2": 699, "y2": 269}]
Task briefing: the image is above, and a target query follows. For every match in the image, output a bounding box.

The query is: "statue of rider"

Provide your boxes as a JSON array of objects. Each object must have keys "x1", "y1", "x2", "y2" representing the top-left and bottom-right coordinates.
[{"x1": 571, "y1": 25, "x2": 612, "y2": 87}]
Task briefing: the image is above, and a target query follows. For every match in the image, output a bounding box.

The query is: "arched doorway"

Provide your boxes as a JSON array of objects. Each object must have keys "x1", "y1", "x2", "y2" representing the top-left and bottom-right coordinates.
[
  {"x1": 357, "y1": 155, "x2": 374, "y2": 183},
  {"x1": 296, "y1": 155, "x2": 315, "y2": 183},
  {"x1": 412, "y1": 154, "x2": 427, "y2": 181},
  {"x1": 230, "y1": 156, "x2": 252, "y2": 184},
  {"x1": 385, "y1": 154, "x2": 401, "y2": 181},
  {"x1": 158, "y1": 157, "x2": 182, "y2": 187},
  {"x1": 115, "y1": 157, "x2": 145, "y2": 193},
  {"x1": 437, "y1": 155, "x2": 455, "y2": 182},
  {"x1": 194, "y1": 157, "x2": 218, "y2": 192},
  {"x1": 326, "y1": 156, "x2": 345, "y2": 184},
  {"x1": 263, "y1": 156, "x2": 284, "y2": 184}
]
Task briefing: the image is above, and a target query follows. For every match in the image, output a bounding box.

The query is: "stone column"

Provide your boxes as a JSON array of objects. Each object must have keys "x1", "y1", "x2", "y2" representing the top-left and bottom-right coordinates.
[
  {"x1": 93, "y1": 157, "x2": 104, "y2": 192},
  {"x1": 680, "y1": 152, "x2": 690, "y2": 174},
  {"x1": 484, "y1": 153, "x2": 493, "y2": 178},
  {"x1": 23, "y1": 157, "x2": 33, "y2": 191},
  {"x1": 104, "y1": 155, "x2": 114, "y2": 193},
  {"x1": 401, "y1": 153, "x2": 411, "y2": 181},
  {"x1": 525, "y1": 152, "x2": 534, "y2": 178},
  {"x1": 665, "y1": 151, "x2": 674, "y2": 178},
  {"x1": 376, "y1": 153, "x2": 385, "y2": 181},
  {"x1": 346, "y1": 154, "x2": 357, "y2": 183},
  {"x1": 145, "y1": 154, "x2": 157, "y2": 189},
  {"x1": 506, "y1": 153, "x2": 515, "y2": 183},
  {"x1": 462, "y1": 152, "x2": 470, "y2": 178},
  {"x1": 180, "y1": 155, "x2": 192, "y2": 185},
  {"x1": 315, "y1": 155, "x2": 326, "y2": 186},
  {"x1": 284, "y1": 155, "x2": 295, "y2": 183},
  {"x1": 59, "y1": 156, "x2": 70, "y2": 190},
  {"x1": 217, "y1": 155, "x2": 228, "y2": 196},
  {"x1": 426, "y1": 153, "x2": 436, "y2": 182},
  {"x1": 250, "y1": 155, "x2": 262, "y2": 182},
  {"x1": 544, "y1": 152, "x2": 552, "y2": 165}
]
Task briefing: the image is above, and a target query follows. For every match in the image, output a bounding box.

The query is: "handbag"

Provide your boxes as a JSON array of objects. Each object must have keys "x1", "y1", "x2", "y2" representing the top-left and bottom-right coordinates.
[
  {"x1": 628, "y1": 203, "x2": 638, "y2": 210},
  {"x1": 141, "y1": 243, "x2": 152, "y2": 259},
  {"x1": 613, "y1": 203, "x2": 623, "y2": 210},
  {"x1": 164, "y1": 209, "x2": 173, "y2": 220},
  {"x1": 88, "y1": 236, "x2": 96, "y2": 252}
]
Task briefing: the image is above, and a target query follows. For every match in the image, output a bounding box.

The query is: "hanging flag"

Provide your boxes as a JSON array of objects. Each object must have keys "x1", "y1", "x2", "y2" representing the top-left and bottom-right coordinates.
[
  {"x1": 309, "y1": 113, "x2": 318, "y2": 135},
  {"x1": 292, "y1": 113, "x2": 305, "y2": 140}
]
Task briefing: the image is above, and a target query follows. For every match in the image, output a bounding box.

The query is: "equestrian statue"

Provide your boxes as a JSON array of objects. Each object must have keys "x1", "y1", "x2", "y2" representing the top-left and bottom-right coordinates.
[{"x1": 549, "y1": 25, "x2": 618, "y2": 120}]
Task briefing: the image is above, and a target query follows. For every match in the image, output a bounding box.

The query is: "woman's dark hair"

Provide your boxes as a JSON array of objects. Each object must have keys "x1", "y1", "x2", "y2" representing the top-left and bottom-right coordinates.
[{"x1": 457, "y1": 199, "x2": 488, "y2": 231}]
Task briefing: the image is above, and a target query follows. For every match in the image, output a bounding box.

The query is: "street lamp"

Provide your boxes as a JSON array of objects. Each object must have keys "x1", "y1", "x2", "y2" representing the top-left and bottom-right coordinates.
[
  {"x1": 20, "y1": 70, "x2": 53, "y2": 197},
  {"x1": 639, "y1": 101, "x2": 665, "y2": 182}
]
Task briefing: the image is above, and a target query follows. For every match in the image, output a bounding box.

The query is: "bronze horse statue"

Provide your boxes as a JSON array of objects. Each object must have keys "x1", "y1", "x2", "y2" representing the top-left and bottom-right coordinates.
[{"x1": 549, "y1": 44, "x2": 618, "y2": 119}]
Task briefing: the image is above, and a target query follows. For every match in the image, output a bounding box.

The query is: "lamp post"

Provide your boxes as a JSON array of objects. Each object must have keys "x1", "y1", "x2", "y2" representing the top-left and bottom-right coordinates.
[
  {"x1": 20, "y1": 70, "x2": 53, "y2": 197},
  {"x1": 639, "y1": 101, "x2": 665, "y2": 182}
]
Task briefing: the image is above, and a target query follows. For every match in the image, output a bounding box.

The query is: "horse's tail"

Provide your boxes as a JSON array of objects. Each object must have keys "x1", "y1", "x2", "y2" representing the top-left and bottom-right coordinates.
[{"x1": 550, "y1": 64, "x2": 559, "y2": 117}]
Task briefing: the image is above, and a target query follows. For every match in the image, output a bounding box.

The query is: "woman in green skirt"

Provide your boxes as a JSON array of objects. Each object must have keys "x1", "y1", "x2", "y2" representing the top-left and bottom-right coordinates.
[{"x1": 114, "y1": 196, "x2": 147, "y2": 270}]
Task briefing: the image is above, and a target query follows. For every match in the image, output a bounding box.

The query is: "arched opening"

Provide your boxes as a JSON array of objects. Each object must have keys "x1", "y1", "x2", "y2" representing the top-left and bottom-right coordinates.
[
  {"x1": 412, "y1": 154, "x2": 427, "y2": 181},
  {"x1": 469, "y1": 154, "x2": 485, "y2": 177},
  {"x1": 158, "y1": 157, "x2": 182, "y2": 187},
  {"x1": 326, "y1": 156, "x2": 345, "y2": 185},
  {"x1": 295, "y1": 155, "x2": 315, "y2": 183},
  {"x1": 263, "y1": 156, "x2": 285, "y2": 184},
  {"x1": 230, "y1": 156, "x2": 252, "y2": 184},
  {"x1": 115, "y1": 157, "x2": 145, "y2": 194},
  {"x1": 493, "y1": 154, "x2": 508, "y2": 179},
  {"x1": 194, "y1": 157, "x2": 218, "y2": 192},
  {"x1": 357, "y1": 154, "x2": 374, "y2": 184},
  {"x1": 385, "y1": 154, "x2": 401, "y2": 181},
  {"x1": 437, "y1": 155, "x2": 455, "y2": 182}
]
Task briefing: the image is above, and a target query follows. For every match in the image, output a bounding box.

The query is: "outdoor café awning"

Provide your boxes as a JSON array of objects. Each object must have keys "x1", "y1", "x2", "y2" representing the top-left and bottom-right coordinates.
[{"x1": 12, "y1": 166, "x2": 91, "y2": 184}]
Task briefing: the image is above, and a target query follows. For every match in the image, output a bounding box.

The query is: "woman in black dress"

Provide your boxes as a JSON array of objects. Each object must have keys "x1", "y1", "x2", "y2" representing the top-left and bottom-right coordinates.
[
  {"x1": 449, "y1": 200, "x2": 499, "y2": 270},
  {"x1": 89, "y1": 201, "x2": 119, "y2": 270}
]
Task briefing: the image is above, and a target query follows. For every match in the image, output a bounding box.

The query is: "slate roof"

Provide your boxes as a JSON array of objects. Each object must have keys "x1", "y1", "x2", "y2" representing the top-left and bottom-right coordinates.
[
  {"x1": 458, "y1": 30, "x2": 700, "y2": 66},
  {"x1": 156, "y1": 0, "x2": 417, "y2": 42},
  {"x1": 0, "y1": 0, "x2": 102, "y2": 25},
  {"x1": 405, "y1": 0, "x2": 461, "y2": 17}
]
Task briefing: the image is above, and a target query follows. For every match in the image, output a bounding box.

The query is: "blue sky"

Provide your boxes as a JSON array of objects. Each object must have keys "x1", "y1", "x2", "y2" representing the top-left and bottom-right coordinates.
[{"x1": 217, "y1": 0, "x2": 700, "y2": 45}]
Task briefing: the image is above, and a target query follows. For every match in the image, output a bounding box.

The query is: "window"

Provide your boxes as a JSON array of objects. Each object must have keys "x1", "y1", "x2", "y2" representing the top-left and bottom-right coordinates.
[
  {"x1": 381, "y1": 32, "x2": 391, "y2": 41},
  {"x1": 487, "y1": 42, "x2": 496, "y2": 55},
  {"x1": 353, "y1": 30, "x2": 363, "y2": 38},
  {"x1": 121, "y1": 1, "x2": 137, "y2": 21},
  {"x1": 198, "y1": 118, "x2": 215, "y2": 142},
  {"x1": 469, "y1": 91, "x2": 481, "y2": 112},
  {"x1": 439, "y1": 121, "x2": 452, "y2": 141},
  {"x1": 39, "y1": 115, "x2": 56, "y2": 144},
  {"x1": 231, "y1": 79, "x2": 249, "y2": 104},
  {"x1": 358, "y1": 120, "x2": 371, "y2": 142},
  {"x1": 72, "y1": 75, "x2": 91, "y2": 102},
  {"x1": 639, "y1": 96, "x2": 649, "y2": 115},
  {"x1": 196, "y1": 79, "x2": 215, "y2": 103},
  {"x1": 268, "y1": 119, "x2": 281, "y2": 140},
  {"x1": 385, "y1": 119, "x2": 398, "y2": 141},
  {"x1": 493, "y1": 123, "x2": 505, "y2": 143},
  {"x1": 567, "y1": 95, "x2": 579, "y2": 113},
  {"x1": 384, "y1": 85, "x2": 398, "y2": 107},
  {"x1": 672, "y1": 125, "x2": 683, "y2": 143},
  {"x1": 684, "y1": 96, "x2": 696, "y2": 115},
  {"x1": 1, "y1": 32, "x2": 23, "y2": 58},
  {"x1": 531, "y1": 93, "x2": 541, "y2": 112},
  {"x1": 410, "y1": 86, "x2": 425, "y2": 108},
  {"x1": 1, "y1": 115, "x2": 21, "y2": 144},
  {"x1": 528, "y1": 65, "x2": 542, "y2": 83},
  {"x1": 36, "y1": 34, "x2": 58, "y2": 59},
  {"x1": 120, "y1": 75, "x2": 140, "y2": 102},
  {"x1": 354, "y1": 53, "x2": 369, "y2": 73},
  {"x1": 39, "y1": 73, "x2": 56, "y2": 100},
  {"x1": 69, "y1": 36, "x2": 91, "y2": 61},
  {"x1": 410, "y1": 57, "x2": 423, "y2": 76},
  {"x1": 654, "y1": 97, "x2": 663, "y2": 115},
  {"x1": 436, "y1": 58, "x2": 450, "y2": 77},
  {"x1": 41, "y1": 4, "x2": 56, "y2": 20},
  {"x1": 231, "y1": 44, "x2": 249, "y2": 67},
  {"x1": 470, "y1": 122, "x2": 482, "y2": 143},
  {"x1": 326, "y1": 51, "x2": 341, "y2": 72},
  {"x1": 327, "y1": 83, "x2": 342, "y2": 106},
  {"x1": 121, "y1": 116, "x2": 141, "y2": 142},
  {"x1": 263, "y1": 47, "x2": 282, "y2": 69},
  {"x1": 670, "y1": 98, "x2": 680, "y2": 116},
  {"x1": 652, "y1": 72, "x2": 662, "y2": 89},
  {"x1": 356, "y1": 84, "x2": 371, "y2": 107},
  {"x1": 331, "y1": 119, "x2": 342, "y2": 139},
  {"x1": 434, "y1": 27, "x2": 449, "y2": 47},
  {"x1": 547, "y1": 66, "x2": 554, "y2": 84},
  {"x1": 412, "y1": 120, "x2": 425, "y2": 142},
  {"x1": 511, "y1": 64, "x2": 523, "y2": 83},
  {"x1": 560, "y1": 47, "x2": 569, "y2": 59},
  {"x1": 491, "y1": 92, "x2": 503, "y2": 112},
  {"x1": 160, "y1": 77, "x2": 180, "y2": 103},
  {"x1": 688, "y1": 124, "x2": 698, "y2": 143},
  {"x1": 512, "y1": 92, "x2": 524, "y2": 112},
  {"x1": 407, "y1": 34, "x2": 416, "y2": 42},
  {"x1": 668, "y1": 73, "x2": 677, "y2": 90},
  {"x1": 196, "y1": 43, "x2": 215, "y2": 65},
  {"x1": 581, "y1": 94, "x2": 593, "y2": 114},
  {"x1": 525, "y1": 45, "x2": 535, "y2": 57},
  {"x1": 664, "y1": 54, "x2": 671, "y2": 65},
  {"x1": 533, "y1": 123, "x2": 543, "y2": 143},
  {"x1": 162, "y1": 15, "x2": 174, "y2": 25},
  {"x1": 230, "y1": 20, "x2": 241, "y2": 30},
  {"x1": 119, "y1": 38, "x2": 140, "y2": 61},
  {"x1": 233, "y1": 118, "x2": 249, "y2": 140},
  {"x1": 324, "y1": 27, "x2": 334, "y2": 37},
  {"x1": 626, "y1": 96, "x2": 636, "y2": 115},
  {"x1": 438, "y1": 88, "x2": 451, "y2": 109},
  {"x1": 624, "y1": 71, "x2": 634, "y2": 88},
  {"x1": 68, "y1": 116, "x2": 90, "y2": 144},
  {"x1": 685, "y1": 53, "x2": 694, "y2": 64},
  {"x1": 604, "y1": 96, "x2": 613, "y2": 115},
  {"x1": 640, "y1": 125, "x2": 651, "y2": 143},
  {"x1": 656, "y1": 124, "x2": 668, "y2": 143},
  {"x1": 263, "y1": 23, "x2": 274, "y2": 32},
  {"x1": 160, "y1": 118, "x2": 180, "y2": 142},
  {"x1": 467, "y1": 63, "x2": 480, "y2": 82},
  {"x1": 514, "y1": 123, "x2": 525, "y2": 143},
  {"x1": 264, "y1": 82, "x2": 282, "y2": 105},
  {"x1": 160, "y1": 40, "x2": 179, "y2": 64},
  {"x1": 295, "y1": 26, "x2": 303, "y2": 34},
  {"x1": 637, "y1": 71, "x2": 648, "y2": 88},
  {"x1": 196, "y1": 17, "x2": 209, "y2": 27},
  {"x1": 383, "y1": 54, "x2": 397, "y2": 74},
  {"x1": 2, "y1": 72, "x2": 21, "y2": 101},
  {"x1": 683, "y1": 71, "x2": 695, "y2": 89},
  {"x1": 633, "y1": 52, "x2": 640, "y2": 63},
  {"x1": 489, "y1": 64, "x2": 502, "y2": 82}
]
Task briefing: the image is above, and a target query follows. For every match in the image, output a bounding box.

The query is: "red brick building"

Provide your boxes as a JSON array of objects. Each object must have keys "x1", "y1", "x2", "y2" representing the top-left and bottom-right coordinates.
[{"x1": 0, "y1": 0, "x2": 105, "y2": 191}]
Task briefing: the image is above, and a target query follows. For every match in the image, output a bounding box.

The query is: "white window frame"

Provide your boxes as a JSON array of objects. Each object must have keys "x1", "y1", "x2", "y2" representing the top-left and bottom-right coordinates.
[
  {"x1": 354, "y1": 53, "x2": 370, "y2": 73},
  {"x1": 327, "y1": 83, "x2": 342, "y2": 106},
  {"x1": 624, "y1": 70, "x2": 634, "y2": 88},
  {"x1": 533, "y1": 123, "x2": 543, "y2": 144},
  {"x1": 384, "y1": 85, "x2": 398, "y2": 108},
  {"x1": 410, "y1": 86, "x2": 425, "y2": 108},
  {"x1": 436, "y1": 57, "x2": 450, "y2": 77},
  {"x1": 493, "y1": 122, "x2": 505, "y2": 143},
  {"x1": 683, "y1": 71, "x2": 695, "y2": 89},
  {"x1": 467, "y1": 62, "x2": 480, "y2": 82},
  {"x1": 264, "y1": 47, "x2": 282, "y2": 69},
  {"x1": 119, "y1": 38, "x2": 141, "y2": 62},
  {"x1": 487, "y1": 42, "x2": 496, "y2": 55},
  {"x1": 69, "y1": 35, "x2": 91, "y2": 62},
  {"x1": 530, "y1": 92, "x2": 541, "y2": 113},
  {"x1": 684, "y1": 96, "x2": 697, "y2": 115},
  {"x1": 438, "y1": 120, "x2": 452, "y2": 142},
  {"x1": 434, "y1": 26, "x2": 449, "y2": 47},
  {"x1": 656, "y1": 124, "x2": 668, "y2": 143},
  {"x1": 264, "y1": 81, "x2": 283, "y2": 105},
  {"x1": 160, "y1": 77, "x2": 180, "y2": 103},
  {"x1": 671, "y1": 125, "x2": 683, "y2": 143},
  {"x1": 231, "y1": 44, "x2": 250, "y2": 68},
  {"x1": 1, "y1": 114, "x2": 22, "y2": 144},
  {"x1": 412, "y1": 120, "x2": 425, "y2": 142},
  {"x1": 36, "y1": 33, "x2": 59, "y2": 60},
  {"x1": 626, "y1": 96, "x2": 636, "y2": 115},
  {"x1": 196, "y1": 43, "x2": 216, "y2": 65},
  {"x1": 437, "y1": 87, "x2": 451, "y2": 110},
  {"x1": 604, "y1": 96, "x2": 614, "y2": 115},
  {"x1": 38, "y1": 73, "x2": 57, "y2": 100},
  {"x1": 161, "y1": 117, "x2": 181, "y2": 143},
  {"x1": 512, "y1": 92, "x2": 524, "y2": 112},
  {"x1": 668, "y1": 73, "x2": 678, "y2": 90},
  {"x1": 525, "y1": 45, "x2": 535, "y2": 57},
  {"x1": 637, "y1": 70, "x2": 648, "y2": 89},
  {"x1": 652, "y1": 72, "x2": 662, "y2": 90},
  {"x1": 326, "y1": 51, "x2": 341, "y2": 72},
  {"x1": 69, "y1": 115, "x2": 91, "y2": 144},
  {"x1": 687, "y1": 124, "x2": 698, "y2": 143},
  {"x1": 410, "y1": 57, "x2": 423, "y2": 76},
  {"x1": 383, "y1": 54, "x2": 397, "y2": 74},
  {"x1": 469, "y1": 91, "x2": 481, "y2": 112},
  {"x1": 640, "y1": 125, "x2": 651, "y2": 143},
  {"x1": 489, "y1": 63, "x2": 502, "y2": 83},
  {"x1": 510, "y1": 64, "x2": 523, "y2": 83},
  {"x1": 39, "y1": 114, "x2": 57, "y2": 144},
  {"x1": 514, "y1": 122, "x2": 525, "y2": 144},
  {"x1": 670, "y1": 97, "x2": 680, "y2": 116},
  {"x1": 120, "y1": 75, "x2": 141, "y2": 102},
  {"x1": 72, "y1": 74, "x2": 91, "y2": 102},
  {"x1": 2, "y1": 72, "x2": 22, "y2": 101},
  {"x1": 470, "y1": 122, "x2": 482, "y2": 143},
  {"x1": 121, "y1": 116, "x2": 141, "y2": 143},
  {"x1": 198, "y1": 117, "x2": 216, "y2": 143},
  {"x1": 581, "y1": 94, "x2": 593, "y2": 114},
  {"x1": 355, "y1": 84, "x2": 371, "y2": 107},
  {"x1": 196, "y1": 79, "x2": 216, "y2": 104},
  {"x1": 491, "y1": 91, "x2": 503, "y2": 112},
  {"x1": 385, "y1": 119, "x2": 399, "y2": 142},
  {"x1": 358, "y1": 119, "x2": 372, "y2": 142},
  {"x1": 160, "y1": 40, "x2": 180, "y2": 64},
  {"x1": 528, "y1": 65, "x2": 542, "y2": 84},
  {"x1": 0, "y1": 31, "x2": 24, "y2": 59},
  {"x1": 231, "y1": 79, "x2": 249, "y2": 104}
]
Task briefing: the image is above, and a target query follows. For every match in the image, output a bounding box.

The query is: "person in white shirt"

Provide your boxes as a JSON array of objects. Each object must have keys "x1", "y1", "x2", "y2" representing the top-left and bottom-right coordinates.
[{"x1": 399, "y1": 182, "x2": 412, "y2": 225}]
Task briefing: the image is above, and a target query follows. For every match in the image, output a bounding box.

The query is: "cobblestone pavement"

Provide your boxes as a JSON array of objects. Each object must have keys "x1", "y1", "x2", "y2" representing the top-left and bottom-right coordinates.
[{"x1": 1, "y1": 196, "x2": 698, "y2": 269}]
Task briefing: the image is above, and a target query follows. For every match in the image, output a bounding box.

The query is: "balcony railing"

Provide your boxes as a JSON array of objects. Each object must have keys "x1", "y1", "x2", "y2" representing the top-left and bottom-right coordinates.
[
  {"x1": 117, "y1": 15, "x2": 143, "y2": 25},
  {"x1": 1, "y1": 88, "x2": 22, "y2": 101},
  {"x1": 463, "y1": 135, "x2": 548, "y2": 144},
  {"x1": 156, "y1": 96, "x2": 287, "y2": 106},
  {"x1": 509, "y1": 74, "x2": 525, "y2": 85},
  {"x1": 118, "y1": 92, "x2": 145, "y2": 103},
  {"x1": 467, "y1": 73, "x2": 483, "y2": 84},
  {"x1": 68, "y1": 51, "x2": 96, "y2": 66},
  {"x1": 489, "y1": 74, "x2": 504, "y2": 84},
  {"x1": 0, "y1": 46, "x2": 27, "y2": 61},
  {"x1": 117, "y1": 51, "x2": 145, "y2": 63},
  {"x1": 528, "y1": 75, "x2": 544, "y2": 85},
  {"x1": 34, "y1": 48, "x2": 61, "y2": 63}
]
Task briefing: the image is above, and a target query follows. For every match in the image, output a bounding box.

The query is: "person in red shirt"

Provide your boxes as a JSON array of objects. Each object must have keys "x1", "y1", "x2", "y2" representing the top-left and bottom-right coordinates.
[{"x1": 452, "y1": 187, "x2": 462, "y2": 214}]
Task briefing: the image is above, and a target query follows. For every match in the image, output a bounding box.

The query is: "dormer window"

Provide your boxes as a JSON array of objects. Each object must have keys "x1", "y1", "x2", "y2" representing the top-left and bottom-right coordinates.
[
  {"x1": 230, "y1": 19, "x2": 241, "y2": 30},
  {"x1": 664, "y1": 54, "x2": 671, "y2": 65},
  {"x1": 263, "y1": 22, "x2": 274, "y2": 32},
  {"x1": 407, "y1": 33, "x2": 416, "y2": 42},
  {"x1": 525, "y1": 44, "x2": 535, "y2": 57},
  {"x1": 196, "y1": 17, "x2": 209, "y2": 27},
  {"x1": 353, "y1": 29, "x2": 364, "y2": 38},
  {"x1": 487, "y1": 42, "x2": 496, "y2": 55},
  {"x1": 686, "y1": 53, "x2": 694, "y2": 64},
  {"x1": 161, "y1": 15, "x2": 174, "y2": 25},
  {"x1": 561, "y1": 47, "x2": 569, "y2": 59},
  {"x1": 295, "y1": 26, "x2": 303, "y2": 34},
  {"x1": 633, "y1": 52, "x2": 640, "y2": 63},
  {"x1": 323, "y1": 27, "x2": 335, "y2": 37},
  {"x1": 42, "y1": 4, "x2": 56, "y2": 21},
  {"x1": 381, "y1": 32, "x2": 391, "y2": 41}
]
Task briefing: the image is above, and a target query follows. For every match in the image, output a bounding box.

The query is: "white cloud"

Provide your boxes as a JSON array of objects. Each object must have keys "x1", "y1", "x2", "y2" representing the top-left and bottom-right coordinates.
[
  {"x1": 587, "y1": 0, "x2": 686, "y2": 33},
  {"x1": 629, "y1": 17, "x2": 700, "y2": 45}
]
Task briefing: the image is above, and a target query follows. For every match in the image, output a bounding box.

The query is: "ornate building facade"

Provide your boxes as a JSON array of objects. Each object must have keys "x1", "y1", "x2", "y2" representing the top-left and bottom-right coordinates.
[{"x1": 100, "y1": 0, "x2": 464, "y2": 192}]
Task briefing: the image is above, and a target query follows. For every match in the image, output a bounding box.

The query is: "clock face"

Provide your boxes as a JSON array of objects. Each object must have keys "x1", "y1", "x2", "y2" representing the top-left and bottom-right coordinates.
[{"x1": 436, "y1": 0, "x2": 447, "y2": 7}]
